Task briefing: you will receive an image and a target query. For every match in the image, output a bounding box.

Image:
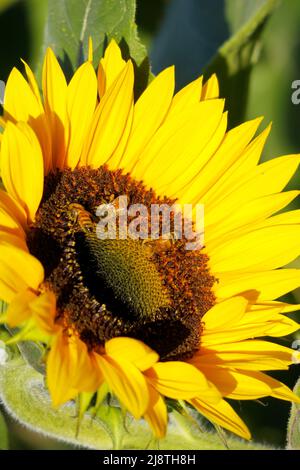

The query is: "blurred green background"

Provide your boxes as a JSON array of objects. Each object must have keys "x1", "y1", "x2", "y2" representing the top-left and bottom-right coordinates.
[{"x1": 0, "y1": 0, "x2": 300, "y2": 450}]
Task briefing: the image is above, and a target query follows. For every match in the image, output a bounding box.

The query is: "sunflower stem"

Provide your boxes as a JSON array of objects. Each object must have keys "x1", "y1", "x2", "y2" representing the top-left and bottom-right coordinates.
[{"x1": 287, "y1": 378, "x2": 300, "y2": 449}]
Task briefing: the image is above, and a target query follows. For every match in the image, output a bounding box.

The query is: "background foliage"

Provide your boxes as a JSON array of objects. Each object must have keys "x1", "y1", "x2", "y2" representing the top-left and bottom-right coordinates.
[{"x1": 0, "y1": 0, "x2": 299, "y2": 449}]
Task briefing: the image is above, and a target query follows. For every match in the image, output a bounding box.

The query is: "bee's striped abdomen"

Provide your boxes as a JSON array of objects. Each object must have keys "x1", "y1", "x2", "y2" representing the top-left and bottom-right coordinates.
[{"x1": 68, "y1": 203, "x2": 94, "y2": 233}]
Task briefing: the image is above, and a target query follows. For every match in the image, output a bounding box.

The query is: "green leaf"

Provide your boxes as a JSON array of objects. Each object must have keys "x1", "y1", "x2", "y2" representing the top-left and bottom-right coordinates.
[
  {"x1": 0, "y1": 409, "x2": 8, "y2": 450},
  {"x1": 205, "y1": 0, "x2": 279, "y2": 126},
  {"x1": 0, "y1": 355, "x2": 272, "y2": 449},
  {"x1": 16, "y1": 341, "x2": 45, "y2": 375},
  {"x1": 151, "y1": 0, "x2": 279, "y2": 126},
  {"x1": 25, "y1": 0, "x2": 48, "y2": 69},
  {"x1": 36, "y1": 0, "x2": 149, "y2": 95},
  {"x1": 287, "y1": 378, "x2": 300, "y2": 449},
  {"x1": 225, "y1": 0, "x2": 274, "y2": 33}
]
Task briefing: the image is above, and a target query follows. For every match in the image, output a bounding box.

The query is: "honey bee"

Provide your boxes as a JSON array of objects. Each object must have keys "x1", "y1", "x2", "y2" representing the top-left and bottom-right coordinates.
[
  {"x1": 68, "y1": 203, "x2": 94, "y2": 233},
  {"x1": 142, "y1": 235, "x2": 175, "y2": 258}
]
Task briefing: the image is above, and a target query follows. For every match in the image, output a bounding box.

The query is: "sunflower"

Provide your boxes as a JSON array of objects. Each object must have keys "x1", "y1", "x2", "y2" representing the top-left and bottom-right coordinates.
[{"x1": 0, "y1": 39, "x2": 299, "y2": 442}]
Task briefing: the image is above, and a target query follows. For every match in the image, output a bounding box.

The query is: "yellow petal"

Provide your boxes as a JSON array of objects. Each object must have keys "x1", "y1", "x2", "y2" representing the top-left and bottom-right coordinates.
[
  {"x1": 202, "y1": 318, "x2": 299, "y2": 347},
  {"x1": 209, "y1": 225, "x2": 300, "y2": 273},
  {"x1": 0, "y1": 190, "x2": 27, "y2": 237},
  {"x1": 202, "y1": 297, "x2": 248, "y2": 331},
  {"x1": 215, "y1": 269, "x2": 300, "y2": 301},
  {"x1": 29, "y1": 290, "x2": 57, "y2": 334},
  {"x1": 98, "y1": 39, "x2": 126, "y2": 97},
  {"x1": 0, "y1": 116, "x2": 6, "y2": 129},
  {"x1": 144, "y1": 385, "x2": 167, "y2": 439},
  {"x1": 171, "y1": 112, "x2": 228, "y2": 200},
  {"x1": 47, "y1": 329, "x2": 78, "y2": 407},
  {"x1": 6, "y1": 288, "x2": 37, "y2": 327},
  {"x1": 240, "y1": 209, "x2": 300, "y2": 236},
  {"x1": 120, "y1": 66, "x2": 175, "y2": 170},
  {"x1": 200, "y1": 300, "x2": 296, "y2": 347},
  {"x1": 0, "y1": 208, "x2": 23, "y2": 238},
  {"x1": 5, "y1": 317, "x2": 51, "y2": 345},
  {"x1": 105, "y1": 337, "x2": 159, "y2": 371},
  {"x1": 201, "y1": 74, "x2": 219, "y2": 99},
  {"x1": 66, "y1": 62, "x2": 97, "y2": 168},
  {"x1": 2, "y1": 60, "x2": 51, "y2": 172},
  {"x1": 145, "y1": 361, "x2": 220, "y2": 402},
  {"x1": 205, "y1": 152, "x2": 300, "y2": 222},
  {"x1": 82, "y1": 61, "x2": 134, "y2": 168},
  {"x1": 197, "y1": 340, "x2": 295, "y2": 371},
  {"x1": 43, "y1": 46, "x2": 67, "y2": 118},
  {"x1": 4, "y1": 67, "x2": 41, "y2": 121},
  {"x1": 169, "y1": 76, "x2": 203, "y2": 116},
  {"x1": 132, "y1": 99, "x2": 224, "y2": 191},
  {"x1": 254, "y1": 208, "x2": 300, "y2": 228},
  {"x1": 261, "y1": 315, "x2": 300, "y2": 337},
  {"x1": 30, "y1": 114, "x2": 53, "y2": 174},
  {"x1": 198, "y1": 366, "x2": 272, "y2": 400},
  {"x1": 203, "y1": 300, "x2": 299, "y2": 339},
  {"x1": 106, "y1": 103, "x2": 134, "y2": 169},
  {"x1": 42, "y1": 47, "x2": 68, "y2": 169},
  {"x1": 0, "y1": 231, "x2": 28, "y2": 252},
  {"x1": 190, "y1": 397, "x2": 251, "y2": 440},
  {"x1": 0, "y1": 245, "x2": 44, "y2": 302},
  {"x1": 95, "y1": 354, "x2": 149, "y2": 419},
  {"x1": 71, "y1": 341, "x2": 103, "y2": 393},
  {"x1": 1, "y1": 121, "x2": 44, "y2": 222},
  {"x1": 3, "y1": 65, "x2": 51, "y2": 173},
  {"x1": 245, "y1": 371, "x2": 300, "y2": 403},
  {"x1": 187, "y1": 118, "x2": 263, "y2": 203},
  {"x1": 258, "y1": 301, "x2": 300, "y2": 313},
  {"x1": 206, "y1": 190, "x2": 300, "y2": 245},
  {"x1": 21, "y1": 59, "x2": 43, "y2": 107},
  {"x1": 202, "y1": 124, "x2": 271, "y2": 214},
  {"x1": 88, "y1": 36, "x2": 93, "y2": 62},
  {"x1": 49, "y1": 332, "x2": 101, "y2": 398}
]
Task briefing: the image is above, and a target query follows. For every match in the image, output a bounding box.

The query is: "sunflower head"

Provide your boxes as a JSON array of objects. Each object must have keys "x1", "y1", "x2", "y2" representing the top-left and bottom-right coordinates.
[
  {"x1": 0, "y1": 39, "x2": 299, "y2": 442},
  {"x1": 27, "y1": 161, "x2": 215, "y2": 361}
]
